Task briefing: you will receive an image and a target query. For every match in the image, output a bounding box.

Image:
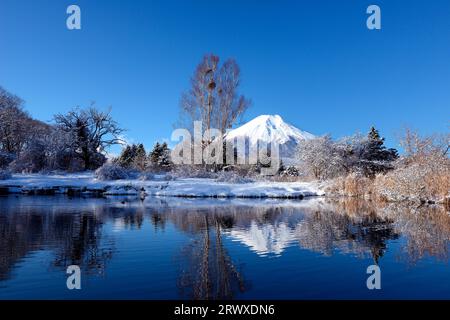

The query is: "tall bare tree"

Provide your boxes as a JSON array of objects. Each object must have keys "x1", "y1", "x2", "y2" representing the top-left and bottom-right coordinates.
[{"x1": 179, "y1": 54, "x2": 251, "y2": 136}]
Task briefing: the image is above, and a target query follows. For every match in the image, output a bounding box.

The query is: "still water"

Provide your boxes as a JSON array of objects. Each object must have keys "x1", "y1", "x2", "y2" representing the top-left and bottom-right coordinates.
[{"x1": 0, "y1": 195, "x2": 448, "y2": 299}]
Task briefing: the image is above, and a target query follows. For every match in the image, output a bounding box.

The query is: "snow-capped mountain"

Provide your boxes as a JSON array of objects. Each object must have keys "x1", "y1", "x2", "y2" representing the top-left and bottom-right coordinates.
[{"x1": 224, "y1": 114, "x2": 315, "y2": 159}]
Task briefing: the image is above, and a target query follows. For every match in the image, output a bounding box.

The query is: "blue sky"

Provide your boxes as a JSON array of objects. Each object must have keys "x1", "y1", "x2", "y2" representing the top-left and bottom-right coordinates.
[{"x1": 1, "y1": 0, "x2": 449, "y2": 153}]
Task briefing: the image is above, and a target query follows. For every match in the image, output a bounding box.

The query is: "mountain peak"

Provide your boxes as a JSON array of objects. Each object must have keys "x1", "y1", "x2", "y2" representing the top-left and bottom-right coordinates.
[
  {"x1": 253, "y1": 114, "x2": 284, "y2": 126},
  {"x1": 224, "y1": 114, "x2": 315, "y2": 159},
  {"x1": 226, "y1": 114, "x2": 314, "y2": 144}
]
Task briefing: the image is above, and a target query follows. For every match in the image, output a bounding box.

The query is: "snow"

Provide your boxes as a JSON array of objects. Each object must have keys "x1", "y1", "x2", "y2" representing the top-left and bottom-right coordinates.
[
  {"x1": 0, "y1": 173, "x2": 325, "y2": 198},
  {"x1": 148, "y1": 178, "x2": 324, "y2": 198},
  {"x1": 224, "y1": 115, "x2": 315, "y2": 158}
]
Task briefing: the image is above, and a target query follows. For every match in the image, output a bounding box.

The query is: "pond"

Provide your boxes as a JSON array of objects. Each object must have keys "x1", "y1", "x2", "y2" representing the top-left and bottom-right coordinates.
[{"x1": 0, "y1": 195, "x2": 448, "y2": 299}]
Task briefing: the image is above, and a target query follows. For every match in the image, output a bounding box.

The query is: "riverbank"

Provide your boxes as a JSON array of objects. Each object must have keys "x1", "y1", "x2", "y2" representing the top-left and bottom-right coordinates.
[
  {"x1": 0, "y1": 173, "x2": 325, "y2": 199},
  {"x1": 324, "y1": 172, "x2": 450, "y2": 207}
]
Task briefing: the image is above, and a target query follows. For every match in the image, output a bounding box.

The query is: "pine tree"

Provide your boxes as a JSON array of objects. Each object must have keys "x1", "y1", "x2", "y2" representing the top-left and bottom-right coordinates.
[
  {"x1": 117, "y1": 145, "x2": 133, "y2": 168},
  {"x1": 159, "y1": 142, "x2": 171, "y2": 169},
  {"x1": 133, "y1": 143, "x2": 147, "y2": 171},
  {"x1": 360, "y1": 126, "x2": 398, "y2": 176},
  {"x1": 117, "y1": 144, "x2": 145, "y2": 169},
  {"x1": 149, "y1": 142, "x2": 162, "y2": 167},
  {"x1": 149, "y1": 142, "x2": 171, "y2": 171}
]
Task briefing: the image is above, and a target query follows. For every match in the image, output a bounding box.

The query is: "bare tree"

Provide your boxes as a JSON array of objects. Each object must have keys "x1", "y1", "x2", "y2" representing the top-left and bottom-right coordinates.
[
  {"x1": 0, "y1": 87, "x2": 31, "y2": 154},
  {"x1": 54, "y1": 105, "x2": 124, "y2": 170},
  {"x1": 0, "y1": 87, "x2": 51, "y2": 166},
  {"x1": 399, "y1": 127, "x2": 450, "y2": 163},
  {"x1": 0, "y1": 86, "x2": 21, "y2": 110},
  {"x1": 297, "y1": 135, "x2": 344, "y2": 180},
  {"x1": 179, "y1": 54, "x2": 251, "y2": 136}
]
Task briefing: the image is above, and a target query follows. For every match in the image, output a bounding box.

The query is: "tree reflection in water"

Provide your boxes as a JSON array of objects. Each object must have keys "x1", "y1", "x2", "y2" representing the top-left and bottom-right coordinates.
[
  {"x1": 295, "y1": 201, "x2": 399, "y2": 263},
  {"x1": 174, "y1": 213, "x2": 247, "y2": 300},
  {"x1": 0, "y1": 197, "x2": 145, "y2": 281},
  {"x1": 380, "y1": 202, "x2": 450, "y2": 264},
  {"x1": 0, "y1": 196, "x2": 448, "y2": 296}
]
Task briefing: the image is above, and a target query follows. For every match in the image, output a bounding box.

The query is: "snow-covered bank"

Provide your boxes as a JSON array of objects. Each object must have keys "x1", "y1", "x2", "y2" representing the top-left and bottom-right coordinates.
[{"x1": 0, "y1": 173, "x2": 325, "y2": 199}]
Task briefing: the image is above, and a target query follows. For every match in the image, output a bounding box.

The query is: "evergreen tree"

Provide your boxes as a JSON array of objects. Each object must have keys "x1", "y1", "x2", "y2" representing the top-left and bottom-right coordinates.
[
  {"x1": 360, "y1": 126, "x2": 398, "y2": 176},
  {"x1": 159, "y1": 142, "x2": 171, "y2": 169},
  {"x1": 117, "y1": 145, "x2": 132, "y2": 168},
  {"x1": 149, "y1": 142, "x2": 171, "y2": 171},
  {"x1": 149, "y1": 142, "x2": 162, "y2": 167},
  {"x1": 117, "y1": 144, "x2": 139, "y2": 168},
  {"x1": 365, "y1": 127, "x2": 398, "y2": 162},
  {"x1": 133, "y1": 143, "x2": 147, "y2": 171}
]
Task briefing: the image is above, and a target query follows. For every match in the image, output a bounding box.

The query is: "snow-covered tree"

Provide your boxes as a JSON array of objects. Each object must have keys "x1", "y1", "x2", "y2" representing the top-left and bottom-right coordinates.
[
  {"x1": 133, "y1": 144, "x2": 147, "y2": 171},
  {"x1": 149, "y1": 142, "x2": 161, "y2": 167},
  {"x1": 0, "y1": 86, "x2": 27, "y2": 154},
  {"x1": 0, "y1": 87, "x2": 50, "y2": 158},
  {"x1": 54, "y1": 105, "x2": 123, "y2": 170},
  {"x1": 12, "y1": 138, "x2": 47, "y2": 172},
  {"x1": 10, "y1": 127, "x2": 83, "y2": 173},
  {"x1": 115, "y1": 143, "x2": 147, "y2": 171},
  {"x1": 297, "y1": 135, "x2": 344, "y2": 180},
  {"x1": 280, "y1": 165, "x2": 299, "y2": 177},
  {"x1": 117, "y1": 144, "x2": 137, "y2": 168},
  {"x1": 149, "y1": 142, "x2": 171, "y2": 171},
  {"x1": 336, "y1": 127, "x2": 398, "y2": 177},
  {"x1": 159, "y1": 142, "x2": 171, "y2": 169},
  {"x1": 374, "y1": 128, "x2": 450, "y2": 202}
]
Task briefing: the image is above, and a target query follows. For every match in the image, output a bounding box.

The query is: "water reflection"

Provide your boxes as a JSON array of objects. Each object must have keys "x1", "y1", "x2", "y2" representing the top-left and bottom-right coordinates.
[
  {"x1": 0, "y1": 196, "x2": 448, "y2": 298},
  {"x1": 295, "y1": 202, "x2": 399, "y2": 263},
  {"x1": 0, "y1": 197, "x2": 116, "y2": 281},
  {"x1": 379, "y1": 202, "x2": 450, "y2": 264},
  {"x1": 176, "y1": 214, "x2": 247, "y2": 299}
]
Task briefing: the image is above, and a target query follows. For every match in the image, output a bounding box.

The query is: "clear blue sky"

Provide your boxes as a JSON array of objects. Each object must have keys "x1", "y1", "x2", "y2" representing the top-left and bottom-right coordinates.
[{"x1": 1, "y1": 0, "x2": 449, "y2": 153}]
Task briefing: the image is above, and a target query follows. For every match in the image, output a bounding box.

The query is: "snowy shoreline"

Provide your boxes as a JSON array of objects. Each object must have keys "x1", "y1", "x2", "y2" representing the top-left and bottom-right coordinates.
[{"x1": 0, "y1": 173, "x2": 325, "y2": 199}]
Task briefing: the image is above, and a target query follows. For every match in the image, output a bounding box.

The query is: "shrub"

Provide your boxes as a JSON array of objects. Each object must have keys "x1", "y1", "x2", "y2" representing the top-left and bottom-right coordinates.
[
  {"x1": 9, "y1": 140, "x2": 47, "y2": 173},
  {"x1": 373, "y1": 130, "x2": 450, "y2": 203},
  {"x1": 215, "y1": 171, "x2": 253, "y2": 184},
  {"x1": 327, "y1": 172, "x2": 373, "y2": 197},
  {"x1": 374, "y1": 160, "x2": 450, "y2": 202},
  {"x1": 95, "y1": 163, "x2": 130, "y2": 181},
  {"x1": 280, "y1": 165, "x2": 299, "y2": 177},
  {"x1": 171, "y1": 165, "x2": 218, "y2": 179}
]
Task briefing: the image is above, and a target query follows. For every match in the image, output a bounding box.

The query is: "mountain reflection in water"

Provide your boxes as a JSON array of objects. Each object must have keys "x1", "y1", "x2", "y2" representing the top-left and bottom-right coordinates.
[{"x1": 0, "y1": 196, "x2": 448, "y2": 299}]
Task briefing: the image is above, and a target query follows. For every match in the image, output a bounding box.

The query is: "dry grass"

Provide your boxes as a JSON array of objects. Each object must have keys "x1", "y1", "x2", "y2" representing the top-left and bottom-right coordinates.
[
  {"x1": 326, "y1": 172, "x2": 374, "y2": 197},
  {"x1": 327, "y1": 129, "x2": 450, "y2": 204},
  {"x1": 327, "y1": 162, "x2": 449, "y2": 203},
  {"x1": 373, "y1": 160, "x2": 450, "y2": 203}
]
